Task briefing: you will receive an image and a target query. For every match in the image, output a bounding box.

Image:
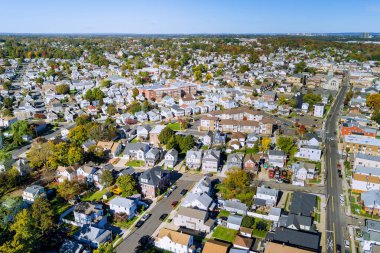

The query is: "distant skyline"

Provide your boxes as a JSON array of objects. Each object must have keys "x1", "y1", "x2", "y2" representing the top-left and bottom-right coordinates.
[{"x1": 1, "y1": 0, "x2": 380, "y2": 34}]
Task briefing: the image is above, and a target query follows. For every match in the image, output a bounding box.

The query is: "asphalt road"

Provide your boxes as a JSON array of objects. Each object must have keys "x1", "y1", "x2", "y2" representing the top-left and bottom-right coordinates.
[
  {"x1": 11, "y1": 123, "x2": 75, "y2": 158},
  {"x1": 116, "y1": 178, "x2": 194, "y2": 253},
  {"x1": 325, "y1": 73, "x2": 349, "y2": 253}
]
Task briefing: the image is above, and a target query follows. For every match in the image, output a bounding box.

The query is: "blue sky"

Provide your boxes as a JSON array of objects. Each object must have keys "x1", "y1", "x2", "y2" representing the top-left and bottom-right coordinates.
[{"x1": 1, "y1": 0, "x2": 379, "y2": 34}]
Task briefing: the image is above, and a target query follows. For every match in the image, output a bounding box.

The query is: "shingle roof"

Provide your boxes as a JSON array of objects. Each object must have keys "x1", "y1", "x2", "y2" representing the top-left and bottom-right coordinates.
[
  {"x1": 290, "y1": 192, "x2": 316, "y2": 217},
  {"x1": 273, "y1": 227, "x2": 320, "y2": 251},
  {"x1": 157, "y1": 228, "x2": 191, "y2": 246}
]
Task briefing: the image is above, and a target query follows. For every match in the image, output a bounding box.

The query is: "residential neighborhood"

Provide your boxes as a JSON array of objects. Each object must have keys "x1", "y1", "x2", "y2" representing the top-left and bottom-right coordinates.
[{"x1": 0, "y1": 11, "x2": 380, "y2": 253}]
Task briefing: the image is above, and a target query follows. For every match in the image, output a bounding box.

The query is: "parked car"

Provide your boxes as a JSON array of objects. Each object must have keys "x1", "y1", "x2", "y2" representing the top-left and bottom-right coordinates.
[
  {"x1": 180, "y1": 189, "x2": 188, "y2": 196},
  {"x1": 135, "y1": 220, "x2": 144, "y2": 228},
  {"x1": 171, "y1": 201, "x2": 178, "y2": 208},
  {"x1": 159, "y1": 213, "x2": 168, "y2": 221},
  {"x1": 171, "y1": 185, "x2": 177, "y2": 190},
  {"x1": 141, "y1": 214, "x2": 151, "y2": 222},
  {"x1": 164, "y1": 191, "x2": 172, "y2": 198}
]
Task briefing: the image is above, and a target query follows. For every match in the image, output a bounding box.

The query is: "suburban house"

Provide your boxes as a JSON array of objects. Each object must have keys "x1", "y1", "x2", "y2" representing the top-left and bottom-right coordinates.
[
  {"x1": 343, "y1": 135, "x2": 380, "y2": 156},
  {"x1": 173, "y1": 206, "x2": 215, "y2": 233},
  {"x1": 272, "y1": 227, "x2": 320, "y2": 252},
  {"x1": 201, "y1": 149, "x2": 221, "y2": 173},
  {"x1": 73, "y1": 225, "x2": 112, "y2": 248},
  {"x1": 123, "y1": 143, "x2": 150, "y2": 161},
  {"x1": 233, "y1": 235, "x2": 254, "y2": 251},
  {"x1": 155, "y1": 228, "x2": 194, "y2": 253},
  {"x1": 96, "y1": 141, "x2": 122, "y2": 157},
  {"x1": 361, "y1": 220, "x2": 380, "y2": 253},
  {"x1": 290, "y1": 192, "x2": 316, "y2": 217},
  {"x1": 243, "y1": 153, "x2": 259, "y2": 173},
  {"x1": 139, "y1": 167, "x2": 170, "y2": 198},
  {"x1": 227, "y1": 214, "x2": 243, "y2": 230},
  {"x1": 222, "y1": 199, "x2": 248, "y2": 215},
  {"x1": 149, "y1": 125, "x2": 166, "y2": 146},
  {"x1": 73, "y1": 202, "x2": 107, "y2": 228},
  {"x1": 57, "y1": 166, "x2": 77, "y2": 183},
  {"x1": 136, "y1": 125, "x2": 151, "y2": 140},
  {"x1": 313, "y1": 103, "x2": 324, "y2": 118},
  {"x1": 186, "y1": 150, "x2": 203, "y2": 170},
  {"x1": 268, "y1": 150, "x2": 287, "y2": 168},
  {"x1": 285, "y1": 213, "x2": 313, "y2": 231},
  {"x1": 145, "y1": 147, "x2": 162, "y2": 167},
  {"x1": 253, "y1": 186, "x2": 279, "y2": 208},
  {"x1": 361, "y1": 190, "x2": 380, "y2": 215},
  {"x1": 291, "y1": 162, "x2": 317, "y2": 182},
  {"x1": 165, "y1": 149, "x2": 178, "y2": 168},
  {"x1": 109, "y1": 196, "x2": 137, "y2": 220},
  {"x1": 76, "y1": 165, "x2": 97, "y2": 183},
  {"x1": 295, "y1": 145, "x2": 322, "y2": 162},
  {"x1": 22, "y1": 185, "x2": 46, "y2": 204},
  {"x1": 264, "y1": 241, "x2": 315, "y2": 253},
  {"x1": 202, "y1": 239, "x2": 230, "y2": 253},
  {"x1": 226, "y1": 153, "x2": 244, "y2": 170},
  {"x1": 352, "y1": 166, "x2": 380, "y2": 193},
  {"x1": 181, "y1": 192, "x2": 214, "y2": 211}
]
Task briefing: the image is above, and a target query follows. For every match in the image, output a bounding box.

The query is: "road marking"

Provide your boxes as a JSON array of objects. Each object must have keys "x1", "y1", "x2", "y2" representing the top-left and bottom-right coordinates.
[
  {"x1": 332, "y1": 195, "x2": 334, "y2": 213},
  {"x1": 333, "y1": 223, "x2": 337, "y2": 253}
]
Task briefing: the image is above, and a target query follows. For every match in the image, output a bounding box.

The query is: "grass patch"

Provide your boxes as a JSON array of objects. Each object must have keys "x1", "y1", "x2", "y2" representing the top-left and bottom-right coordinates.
[
  {"x1": 168, "y1": 122, "x2": 181, "y2": 131},
  {"x1": 212, "y1": 226, "x2": 238, "y2": 243},
  {"x1": 126, "y1": 160, "x2": 145, "y2": 167},
  {"x1": 284, "y1": 193, "x2": 290, "y2": 211},
  {"x1": 252, "y1": 218, "x2": 271, "y2": 238},
  {"x1": 82, "y1": 188, "x2": 109, "y2": 202},
  {"x1": 51, "y1": 197, "x2": 72, "y2": 215},
  {"x1": 314, "y1": 213, "x2": 320, "y2": 223},
  {"x1": 217, "y1": 210, "x2": 230, "y2": 219},
  {"x1": 245, "y1": 148, "x2": 257, "y2": 154},
  {"x1": 131, "y1": 138, "x2": 138, "y2": 143}
]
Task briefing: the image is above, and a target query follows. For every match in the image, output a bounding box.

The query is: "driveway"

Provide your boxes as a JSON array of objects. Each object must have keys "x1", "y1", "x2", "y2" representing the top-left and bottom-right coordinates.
[{"x1": 115, "y1": 178, "x2": 194, "y2": 253}]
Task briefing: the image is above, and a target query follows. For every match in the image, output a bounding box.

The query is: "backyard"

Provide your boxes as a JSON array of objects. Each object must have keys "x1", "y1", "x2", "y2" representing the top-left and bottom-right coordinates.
[
  {"x1": 167, "y1": 122, "x2": 181, "y2": 131},
  {"x1": 212, "y1": 226, "x2": 238, "y2": 243},
  {"x1": 81, "y1": 188, "x2": 110, "y2": 202},
  {"x1": 251, "y1": 218, "x2": 271, "y2": 238}
]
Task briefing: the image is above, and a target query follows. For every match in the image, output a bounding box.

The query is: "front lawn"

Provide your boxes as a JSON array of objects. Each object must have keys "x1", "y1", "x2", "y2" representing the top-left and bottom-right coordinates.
[
  {"x1": 168, "y1": 122, "x2": 180, "y2": 131},
  {"x1": 212, "y1": 226, "x2": 238, "y2": 243},
  {"x1": 126, "y1": 160, "x2": 145, "y2": 167}
]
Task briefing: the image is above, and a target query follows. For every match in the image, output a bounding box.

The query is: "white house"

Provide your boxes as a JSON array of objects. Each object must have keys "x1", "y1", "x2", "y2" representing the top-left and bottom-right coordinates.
[
  {"x1": 22, "y1": 185, "x2": 46, "y2": 204},
  {"x1": 109, "y1": 196, "x2": 137, "y2": 220},
  {"x1": 165, "y1": 149, "x2": 178, "y2": 168},
  {"x1": 253, "y1": 186, "x2": 279, "y2": 207},
  {"x1": 295, "y1": 145, "x2": 322, "y2": 162},
  {"x1": 227, "y1": 214, "x2": 243, "y2": 230},
  {"x1": 313, "y1": 103, "x2": 324, "y2": 118},
  {"x1": 155, "y1": 228, "x2": 194, "y2": 253}
]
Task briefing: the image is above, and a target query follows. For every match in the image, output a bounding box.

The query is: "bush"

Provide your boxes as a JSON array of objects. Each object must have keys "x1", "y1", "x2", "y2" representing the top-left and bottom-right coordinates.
[
  {"x1": 255, "y1": 220, "x2": 268, "y2": 231},
  {"x1": 241, "y1": 216, "x2": 255, "y2": 228}
]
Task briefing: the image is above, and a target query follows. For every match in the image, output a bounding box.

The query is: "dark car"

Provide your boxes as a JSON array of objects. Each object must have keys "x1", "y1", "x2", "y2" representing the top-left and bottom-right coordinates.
[
  {"x1": 159, "y1": 213, "x2": 168, "y2": 221},
  {"x1": 135, "y1": 220, "x2": 144, "y2": 228},
  {"x1": 180, "y1": 189, "x2": 188, "y2": 196}
]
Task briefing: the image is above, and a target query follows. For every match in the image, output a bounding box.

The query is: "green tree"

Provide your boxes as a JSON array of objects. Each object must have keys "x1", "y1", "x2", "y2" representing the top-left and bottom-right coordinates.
[
  {"x1": 2, "y1": 81, "x2": 12, "y2": 90},
  {"x1": 75, "y1": 114, "x2": 91, "y2": 125},
  {"x1": 166, "y1": 136, "x2": 179, "y2": 150},
  {"x1": 239, "y1": 65, "x2": 249, "y2": 73},
  {"x1": 116, "y1": 174, "x2": 138, "y2": 197},
  {"x1": 132, "y1": 88, "x2": 139, "y2": 98},
  {"x1": 366, "y1": 93, "x2": 380, "y2": 110},
  {"x1": 127, "y1": 101, "x2": 142, "y2": 114},
  {"x1": 94, "y1": 242, "x2": 115, "y2": 253},
  {"x1": 241, "y1": 216, "x2": 255, "y2": 228},
  {"x1": 57, "y1": 180, "x2": 84, "y2": 201},
  {"x1": 100, "y1": 170, "x2": 114, "y2": 187},
  {"x1": 8, "y1": 209, "x2": 37, "y2": 252},
  {"x1": 11, "y1": 120, "x2": 32, "y2": 146},
  {"x1": 27, "y1": 141, "x2": 55, "y2": 169},
  {"x1": 194, "y1": 70, "x2": 202, "y2": 81},
  {"x1": 107, "y1": 104, "x2": 118, "y2": 116},
  {"x1": 55, "y1": 84, "x2": 70, "y2": 94},
  {"x1": 100, "y1": 79, "x2": 112, "y2": 88},
  {"x1": 177, "y1": 135, "x2": 195, "y2": 153},
  {"x1": 219, "y1": 169, "x2": 253, "y2": 205},
  {"x1": 31, "y1": 198, "x2": 55, "y2": 236},
  {"x1": 294, "y1": 61, "x2": 307, "y2": 73},
  {"x1": 84, "y1": 87, "x2": 105, "y2": 102},
  {"x1": 68, "y1": 125, "x2": 89, "y2": 145},
  {"x1": 303, "y1": 93, "x2": 322, "y2": 110},
  {"x1": 67, "y1": 146, "x2": 84, "y2": 165},
  {"x1": 158, "y1": 126, "x2": 175, "y2": 145},
  {"x1": 276, "y1": 136, "x2": 297, "y2": 155}
]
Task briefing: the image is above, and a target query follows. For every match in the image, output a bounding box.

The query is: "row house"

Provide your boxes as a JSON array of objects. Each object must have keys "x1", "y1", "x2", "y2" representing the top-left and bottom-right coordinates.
[{"x1": 344, "y1": 135, "x2": 380, "y2": 156}]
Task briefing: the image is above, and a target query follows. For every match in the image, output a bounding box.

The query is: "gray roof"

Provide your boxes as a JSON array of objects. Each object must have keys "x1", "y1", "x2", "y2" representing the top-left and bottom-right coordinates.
[
  {"x1": 24, "y1": 185, "x2": 44, "y2": 195},
  {"x1": 268, "y1": 150, "x2": 286, "y2": 156},
  {"x1": 290, "y1": 192, "x2": 316, "y2": 217},
  {"x1": 186, "y1": 150, "x2": 203, "y2": 159},
  {"x1": 202, "y1": 149, "x2": 221, "y2": 162},
  {"x1": 177, "y1": 206, "x2": 207, "y2": 220},
  {"x1": 256, "y1": 186, "x2": 278, "y2": 197},
  {"x1": 269, "y1": 207, "x2": 282, "y2": 217},
  {"x1": 109, "y1": 196, "x2": 135, "y2": 209},
  {"x1": 139, "y1": 166, "x2": 169, "y2": 186},
  {"x1": 123, "y1": 143, "x2": 149, "y2": 154},
  {"x1": 286, "y1": 213, "x2": 312, "y2": 230},
  {"x1": 355, "y1": 153, "x2": 380, "y2": 163},
  {"x1": 224, "y1": 200, "x2": 248, "y2": 212},
  {"x1": 74, "y1": 225, "x2": 111, "y2": 244},
  {"x1": 273, "y1": 227, "x2": 320, "y2": 251},
  {"x1": 361, "y1": 191, "x2": 380, "y2": 209},
  {"x1": 355, "y1": 166, "x2": 380, "y2": 177},
  {"x1": 227, "y1": 214, "x2": 243, "y2": 226}
]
